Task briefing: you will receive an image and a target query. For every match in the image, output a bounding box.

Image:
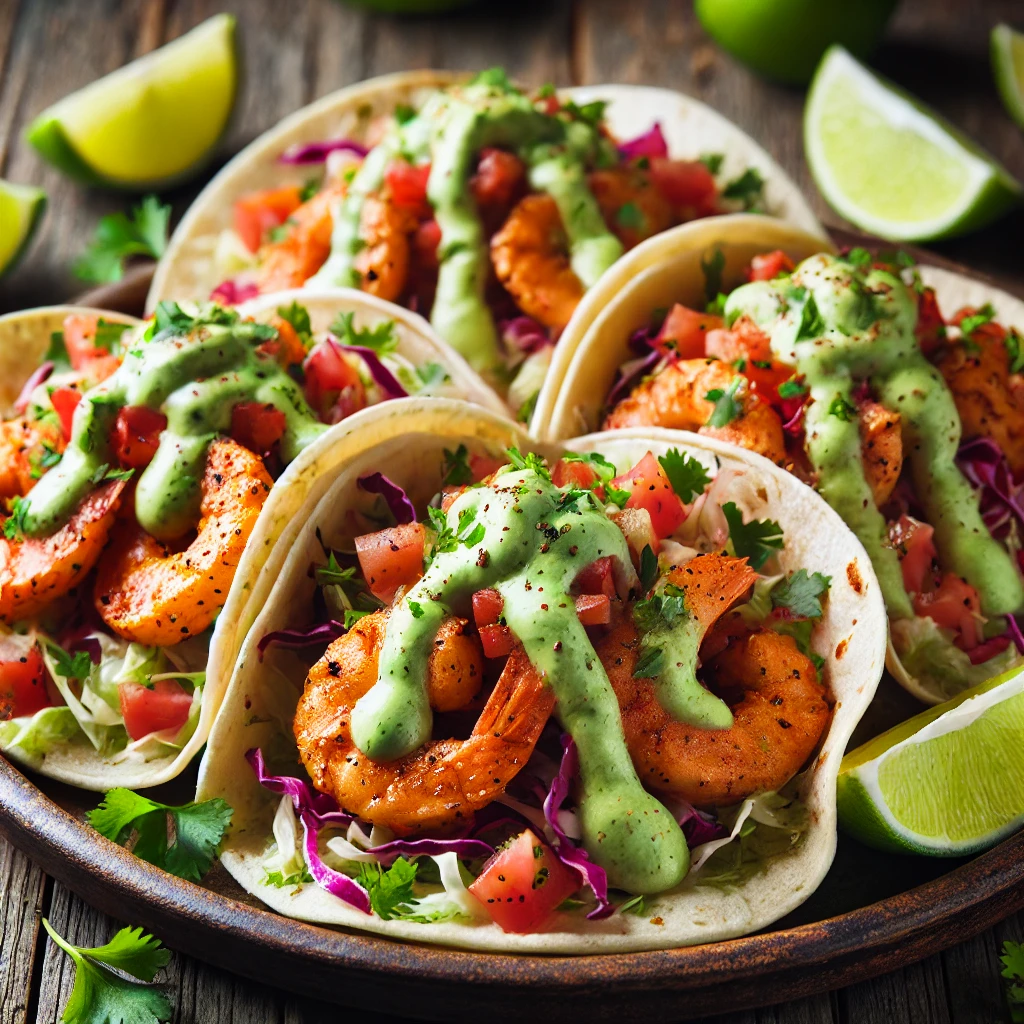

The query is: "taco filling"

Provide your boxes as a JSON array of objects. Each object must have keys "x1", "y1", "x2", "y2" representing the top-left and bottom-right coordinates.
[
  {"x1": 249, "y1": 442, "x2": 836, "y2": 931},
  {"x1": 214, "y1": 70, "x2": 766, "y2": 414},
  {"x1": 600, "y1": 249, "x2": 1024, "y2": 698}
]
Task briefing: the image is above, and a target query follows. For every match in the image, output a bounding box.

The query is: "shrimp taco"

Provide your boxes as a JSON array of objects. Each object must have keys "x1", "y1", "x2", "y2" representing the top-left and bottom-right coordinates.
[
  {"x1": 197, "y1": 397, "x2": 885, "y2": 952},
  {"x1": 0, "y1": 296, "x2": 503, "y2": 790},
  {"x1": 147, "y1": 68, "x2": 823, "y2": 424},
  {"x1": 540, "y1": 214, "x2": 1024, "y2": 704}
]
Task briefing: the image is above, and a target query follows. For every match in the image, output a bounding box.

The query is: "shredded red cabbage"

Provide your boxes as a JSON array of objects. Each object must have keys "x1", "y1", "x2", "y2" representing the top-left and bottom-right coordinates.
[
  {"x1": 67, "y1": 636, "x2": 103, "y2": 665},
  {"x1": 366, "y1": 836, "x2": 494, "y2": 866},
  {"x1": 14, "y1": 361, "x2": 54, "y2": 415},
  {"x1": 780, "y1": 398, "x2": 806, "y2": 437},
  {"x1": 278, "y1": 138, "x2": 370, "y2": 165},
  {"x1": 542, "y1": 735, "x2": 613, "y2": 920},
  {"x1": 499, "y1": 316, "x2": 550, "y2": 355},
  {"x1": 618, "y1": 122, "x2": 669, "y2": 161},
  {"x1": 256, "y1": 620, "x2": 347, "y2": 660},
  {"x1": 329, "y1": 338, "x2": 408, "y2": 400},
  {"x1": 1008, "y1": 614, "x2": 1024, "y2": 655},
  {"x1": 357, "y1": 472, "x2": 416, "y2": 525},
  {"x1": 298, "y1": 808, "x2": 371, "y2": 912},
  {"x1": 210, "y1": 278, "x2": 259, "y2": 305},
  {"x1": 606, "y1": 327, "x2": 662, "y2": 409},
  {"x1": 955, "y1": 437, "x2": 1024, "y2": 536},
  {"x1": 676, "y1": 803, "x2": 729, "y2": 848}
]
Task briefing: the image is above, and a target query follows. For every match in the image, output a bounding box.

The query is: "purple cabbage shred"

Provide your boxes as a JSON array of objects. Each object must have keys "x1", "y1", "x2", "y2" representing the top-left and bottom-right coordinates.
[
  {"x1": 618, "y1": 122, "x2": 669, "y2": 161},
  {"x1": 67, "y1": 636, "x2": 103, "y2": 665},
  {"x1": 955, "y1": 436, "x2": 1024, "y2": 536},
  {"x1": 606, "y1": 329, "x2": 661, "y2": 409},
  {"x1": 357, "y1": 472, "x2": 416, "y2": 525},
  {"x1": 278, "y1": 138, "x2": 370, "y2": 165},
  {"x1": 1007, "y1": 614, "x2": 1024, "y2": 655},
  {"x1": 366, "y1": 836, "x2": 494, "y2": 866},
  {"x1": 499, "y1": 316, "x2": 550, "y2": 355},
  {"x1": 331, "y1": 339, "x2": 408, "y2": 400},
  {"x1": 677, "y1": 803, "x2": 729, "y2": 848},
  {"x1": 14, "y1": 362, "x2": 54, "y2": 415},
  {"x1": 210, "y1": 278, "x2": 259, "y2": 305},
  {"x1": 256, "y1": 620, "x2": 347, "y2": 660}
]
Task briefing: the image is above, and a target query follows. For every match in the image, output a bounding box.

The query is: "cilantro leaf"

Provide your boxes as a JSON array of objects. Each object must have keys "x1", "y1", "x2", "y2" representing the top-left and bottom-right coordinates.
[
  {"x1": 721, "y1": 501, "x2": 784, "y2": 571},
  {"x1": 618, "y1": 893, "x2": 651, "y2": 916},
  {"x1": 560, "y1": 451, "x2": 629, "y2": 506},
  {"x1": 329, "y1": 311, "x2": 398, "y2": 355},
  {"x1": 658, "y1": 448, "x2": 711, "y2": 503},
  {"x1": 795, "y1": 292, "x2": 826, "y2": 341},
  {"x1": 562, "y1": 99, "x2": 606, "y2": 126},
  {"x1": 408, "y1": 601, "x2": 424, "y2": 619},
  {"x1": 470, "y1": 67, "x2": 518, "y2": 92},
  {"x1": 722, "y1": 167, "x2": 765, "y2": 209},
  {"x1": 778, "y1": 377, "x2": 807, "y2": 399},
  {"x1": 771, "y1": 570, "x2": 832, "y2": 619},
  {"x1": 415, "y1": 362, "x2": 449, "y2": 390},
  {"x1": 699, "y1": 153, "x2": 724, "y2": 175},
  {"x1": 87, "y1": 788, "x2": 232, "y2": 883},
  {"x1": 355, "y1": 857, "x2": 419, "y2": 920},
  {"x1": 265, "y1": 867, "x2": 314, "y2": 888},
  {"x1": 633, "y1": 645, "x2": 665, "y2": 679},
  {"x1": 1007, "y1": 330, "x2": 1024, "y2": 375},
  {"x1": 3, "y1": 495, "x2": 29, "y2": 540},
  {"x1": 634, "y1": 584, "x2": 689, "y2": 633},
  {"x1": 639, "y1": 544, "x2": 659, "y2": 591},
  {"x1": 616, "y1": 202, "x2": 644, "y2": 230},
  {"x1": 42, "y1": 918, "x2": 172, "y2": 1024},
  {"x1": 90, "y1": 463, "x2": 134, "y2": 485},
  {"x1": 701, "y1": 247, "x2": 726, "y2": 304},
  {"x1": 73, "y1": 196, "x2": 171, "y2": 284},
  {"x1": 958, "y1": 303, "x2": 996, "y2": 339},
  {"x1": 705, "y1": 378, "x2": 743, "y2": 428},
  {"x1": 505, "y1": 446, "x2": 550, "y2": 480},
  {"x1": 1001, "y1": 939, "x2": 1024, "y2": 1016},
  {"x1": 394, "y1": 102, "x2": 417, "y2": 124},
  {"x1": 276, "y1": 300, "x2": 313, "y2": 349},
  {"x1": 839, "y1": 247, "x2": 873, "y2": 270},
  {"x1": 147, "y1": 301, "x2": 246, "y2": 341},
  {"x1": 441, "y1": 444, "x2": 473, "y2": 486},
  {"x1": 46, "y1": 641, "x2": 94, "y2": 682},
  {"x1": 94, "y1": 319, "x2": 130, "y2": 355},
  {"x1": 828, "y1": 394, "x2": 857, "y2": 422}
]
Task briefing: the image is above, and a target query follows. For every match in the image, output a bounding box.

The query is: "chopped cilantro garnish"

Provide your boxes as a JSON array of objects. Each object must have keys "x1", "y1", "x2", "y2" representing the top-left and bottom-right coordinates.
[
  {"x1": 536, "y1": 83, "x2": 556, "y2": 99},
  {"x1": 840, "y1": 247, "x2": 873, "y2": 269},
  {"x1": 276, "y1": 300, "x2": 314, "y2": 349},
  {"x1": 356, "y1": 857, "x2": 419, "y2": 920},
  {"x1": 633, "y1": 645, "x2": 665, "y2": 679},
  {"x1": 721, "y1": 501, "x2": 784, "y2": 571},
  {"x1": 828, "y1": 394, "x2": 857, "y2": 422},
  {"x1": 1006, "y1": 329, "x2": 1024, "y2": 374},
  {"x1": 705, "y1": 292, "x2": 728, "y2": 316},
  {"x1": 265, "y1": 867, "x2": 314, "y2": 888},
  {"x1": 619, "y1": 893, "x2": 651, "y2": 916},
  {"x1": 701, "y1": 247, "x2": 726, "y2": 304},
  {"x1": 442, "y1": 444, "x2": 473, "y2": 486},
  {"x1": 563, "y1": 99, "x2": 606, "y2": 126},
  {"x1": 330, "y1": 311, "x2": 398, "y2": 355},
  {"x1": 88, "y1": 788, "x2": 232, "y2": 882},
  {"x1": 778, "y1": 378, "x2": 807, "y2": 399},
  {"x1": 506, "y1": 446, "x2": 550, "y2": 480},
  {"x1": 89, "y1": 463, "x2": 134, "y2": 485},
  {"x1": 1000, "y1": 940, "x2": 1024, "y2": 1020},
  {"x1": 634, "y1": 584, "x2": 688, "y2": 633},
  {"x1": 3, "y1": 495, "x2": 29, "y2": 540},
  {"x1": 722, "y1": 167, "x2": 764, "y2": 209},
  {"x1": 94, "y1": 318, "x2": 129, "y2": 354},
  {"x1": 616, "y1": 202, "x2": 644, "y2": 230},
  {"x1": 795, "y1": 292, "x2": 825, "y2": 341},
  {"x1": 658, "y1": 448, "x2": 711, "y2": 503},
  {"x1": 298, "y1": 178, "x2": 320, "y2": 203},
  {"x1": 516, "y1": 390, "x2": 539, "y2": 424},
  {"x1": 46, "y1": 641, "x2": 93, "y2": 682},
  {"x1": 394, "y1": 102, "x2": 417, "y2": 124},
  {"x1": 73, "y1": 195, "x2": 171, "y2": 284},
  {"x1": 559, "y1": 451, "x2": 629, "y2": 507},
  {"x1": 415, "y1": 362, "x2": 449, "y2": 390},
  {"x1": 705, "y1": 377, "x2": 743, "y2": 428},
  {"x1": 408, "y1": 601, "x2": 425, "y2": 619},
  {"x1": 147, "y1": 301, "x2": 250, "y2": 341},
  {"x1": 959, "y1": 303, "x2": 997, "y2": 338},
  {"x1": 470, "y1": 68, "x2": 518, "y2": 93},
  {"x1": 29, "y1": 442, "x2": 62, "y2": 479},
  {"x1": 639, "y1": 544, "x2": 659, "y2": 591},
  {"x1": 771, "y1": 570, "x2": 832, "y2": 619},
  {"x1": 699, "y1": 153, "x2": 724, "y2": 175},
  {"x1": 772, "y1": 617, "x2": 825, "y2": 672}
]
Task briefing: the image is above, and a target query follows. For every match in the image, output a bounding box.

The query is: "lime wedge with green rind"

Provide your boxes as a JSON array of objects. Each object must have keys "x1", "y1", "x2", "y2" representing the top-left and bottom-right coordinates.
[
  {"x1": 805, "y1": 46, "x2": 1022, "y2": 241},
  {"x1": 25, "y1": 14, "x2": 237, "y2": 190},
  {"x1": 837, "y1": 664, "x2": 1024, "y2": 856},
  {"x1": 993, "y1": 24, "x2": 1024, "y2": 131},
  {"x1": 0, "y1": 180, "x2": 46, "y2": 279}
]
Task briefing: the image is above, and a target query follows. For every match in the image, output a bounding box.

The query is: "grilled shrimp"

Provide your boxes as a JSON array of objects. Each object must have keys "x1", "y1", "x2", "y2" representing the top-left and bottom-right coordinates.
[
  {"x1": 94, "y1": 440, "x2": 272, "y2": 645},
  {"x1": 294, "y1": 613, "x2": 555, "y2": 835},
  {"x1": 604, "y1": 358, "x2": 788, "y2": 465},
  {"x1": 587, "y1": 167, "x2": 675, "y2": 250},
  {"x1": 859, "y1": 400, "x2": 903, "y2": 506},
  {"x1": 0, "y1": 418, "x2": 65, "y2": 500},
  {"x1": 490, "y1": 193, "x2": 585, "y2": 331},
  {"x1": 352, "y1": 194, "x2": 417, "y2": 303},
  {"x1": 0, "y1": 480, "x2": 125, "y2": 624}
]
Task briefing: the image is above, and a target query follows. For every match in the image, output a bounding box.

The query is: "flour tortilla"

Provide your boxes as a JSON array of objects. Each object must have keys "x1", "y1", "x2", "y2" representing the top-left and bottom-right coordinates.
[
  {"x1": 0, "y1": 300, "x2": 502, "y2": 790},
  {"x1": 197, "y1": 396, "x2": 886, "y2": 953},
  {"x1": 145, "y1": 70, "x2": 826, "y2": 433},
  {"x1": 538, "y1": 216, "x2": 1024, "y2": 705}
]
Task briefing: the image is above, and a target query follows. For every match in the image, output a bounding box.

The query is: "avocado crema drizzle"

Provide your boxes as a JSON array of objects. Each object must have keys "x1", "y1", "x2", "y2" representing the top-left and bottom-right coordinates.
[
  {"x1": 726, "y1": 253, "x2": 1024, "y2": 621},
  {"x1": 309, "y1": 77, "x2": 624, "y2": 376},
  {"x1": 21, "y1": 316, "x2": 328, "y2": 541},
  {"x1": 350, "y1": 464, "x2": 736, "y2": 894}
]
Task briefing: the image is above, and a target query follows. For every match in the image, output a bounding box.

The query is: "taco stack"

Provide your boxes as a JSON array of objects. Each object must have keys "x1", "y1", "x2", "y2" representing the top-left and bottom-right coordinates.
[{"x1": 197, "y1": 398, "x2": 886, "y2": 951}]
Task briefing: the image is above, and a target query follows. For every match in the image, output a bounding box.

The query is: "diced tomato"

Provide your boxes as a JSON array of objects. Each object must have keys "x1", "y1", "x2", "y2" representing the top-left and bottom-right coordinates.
[
  {"x1": 656, "y1": 304, "x2": 721, "y2": 360},
  {"x1": 612, "y1": 452, "x2": 686, "y2": 538},
  {"x1": 50, "y1": 387, "x2": 82, "y2": 439},
  {"x1": 705, "y1": 317, "x2": 774, "y2": 365},
  {"x1": 609, "y1": 506, "x2": 660, "y2": 561},
  {"x1": 440, "y1": 487, "x2": 465, "y2": 513},
  {"x1": 62, "y1": 314, "x2": 101, "y2": 370},
  {"x1": 915, "y1": 286, "x2": 946, "y2": 355},
  {"x1": 385, "y1": 160, "x2": 431, "y2": 210},
  {"x1": 468, "y1": 452, "x2": 507, "y2": 482},
  {"x1": 552, "y1": 459, "x2": 599, "y2": 490},
  {"x1": 967, "y1": 634, "x2": 1011, "y2": 665},
  {"x1": 234, "y1": 186, "x2": 304, "y2": 253},
  {"x1": 0, "y1": 639, "x2": 51, "y2": 720},
  {"x1": 575, "y1": 593, "x2": 611, "y2": 626},
  {"x1": 470, "y1": 148, "x2": 526, "y2": 209},
  {"x1": 747, "y1": 250, "x2": 794, "y2": 282},
  {"x1": 649, "y1": 158, "x2": 719, "y2": 217},
  {"x1": 913, "y1": 573, "x2": 983, "y2": 649},
  {"x1": 479, "y1": 623, "x2": 514, "y2": 659},
  {"x1": 303, "y1": 341, "x2": 366, "y2": 422},
  {"x1": 472, "y1": 588, "x2": 504, "y2": 628},
  {"x1": 262, "y1": 316, "x2": 308, "y2": 367},
  {"x1": 354, "y1": 522, "x2": 426, "y2": 603},
  {"x1": 231, "y1": 402, "x2": 287, "y2": 454},
  {"x1": 890, "y1": 515, "x2": 936, "y2": 595},
  {"x1": 112, "y1": 406, "x2": 167, "y2": 468},
  {"x1": 574, "y1": 555, "x2": 617, "y2": 599},
  {"x1": 119, "y1": 678, "x2": 194, "y2": 741},
  {"x1": 469, "y1": 829, "x2": 580, "y2": 933},
  {"x1": 746, "y1": 360, "x2": 795, "y2": 402}
]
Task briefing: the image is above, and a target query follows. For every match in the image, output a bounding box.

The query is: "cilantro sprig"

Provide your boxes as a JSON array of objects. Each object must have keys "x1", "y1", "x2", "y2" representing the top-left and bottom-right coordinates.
[
  {"x1": 356, "y1": 857, "x2": 419, "y2": 920},
  {"x1": 330, "y1": 311, "x2": 398, "y2": 355},
  {"x1": 705, "y1": 378, "x2": 743, "y2": 428},
  {"x1": 1007, "y1": 329, "x2": 1024, "y2": 375},
  {"x1": 771, "y1": 570, "x2": 832, "y2": 619},
  {"x1": 634, "y1": 584, "x2": 689, "y2": 633},
  {"x1": 721, "y1": 501, "x2": 784, "y2": 571},
  {"x1": 1001, "y1": 940, "x2": 1024, "y2": 1022},
  {"x1": 276, "y1": 300, "x2": 314, "y2": 349},
  {"x1": 828, "y1": 394, "x2": 857, "y2": 422},
  {"x1": 87, "y1": 789, "x2": 232, "y2": 882},
  {"x1": 560, "y1": 451, "x2": 629, "y2": 507},
  {"x1": 3, "y1": 495, "x2": 29, "y2": 540},
  {"x1": 505, "y1": 446, "x2": 550, "y2": 480},
  {"x1": 441, "y1": 444, "x2": 473, "y2": 486},
  {"x1": 74, "y1": 196, "x2": 170, "y2": 284},
  {"x1": 658, "y1": 448, "x2": 711, "y2": 504},
  {"x1": 42, "y1": 919, "x2": 171, "y2": 1024},
  {"x1": 958, "y1": 303, "x2": 996, "y2": 339},
  {"x1": 701, "y1": 247, "x2": 726, "y2": 304},
  {"x1": 721, "y1": 168, "x2": 765, "y2": 210}
]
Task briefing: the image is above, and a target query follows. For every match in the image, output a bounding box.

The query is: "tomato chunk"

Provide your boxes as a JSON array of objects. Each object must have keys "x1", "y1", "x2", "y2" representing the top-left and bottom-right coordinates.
[
  {"x1": 575, "y1": 593, "x2": 611, "y2": 626},
  {"x1": 705, "y1": 317, "x2": 774, "y2": 365},
  {"x1": 747, "y1": 250, "x2": 794, "y2": 282},
  {"x1": 649, "y1": 159, "x2": 719, "y2": 216},
  {"x1": 968, "y1": 634, "x2": 1011, "y2": 665},
  {"x1": 469, "y1": 829, "x2": 580, "y2": 933},
  {"x1": 468, "y1": 452, "x2": 507, "y2": 482},
  {"x1": 914, "y1": 573, "x2": 983, "y2": 649},
  {"x1": 470, "y1": 148, "x2": 526, "y2": 209},
  {"x1": 231, "y1": 402, "x2": 287, "y2": 454},
  {"x1": 472, "y1": 588, "x2": 504, "y2": 628},
  {"x1": 915, "y1": 286, "x2": 946, "y2": 355},
  {"x1": 890, "y1": 515, "x2": 936, "y2": 595},
  {"x1": 612, "y1": 452, "x2": 686, "y2": 538},
  {"x1": 50, "y1": 387, "x2": 82, "y2": 439},
  {"x1": 354, "y1": 522, "x2": 426, "y2": 603},
  {"x1": 552, "y1": 459, "x2": 599, "y2": 490},
  {"x1": 0, "y1": 639, "x2": 51, "y2": 720},
  {"x1": 656, "y1": 304, "x2": 721, "y2": 360},
  {"x1": 385, "y1": 160, "x2": 431, "y2": 210},
  {"x1": 119, "y1": 678, "x2": 194, "y2": 740},
  {"x1": 574, "y1": 555, "x2": 617, "y2": 598},
  {"x1": 304, "y1": 341, "x2": 366, "y2": 422},
  {"x1": 234, "y1": 186, "x2": 304, "y2": 252},
  {"x1": 62, "y1": 314, "x2": 103, "y2": 370},
  {"x1": 113, "y1": 406, "x2": 167, "y2": 468},
  {"x1": 479, "y1": 623, "x2": 514, "y2": 659}
]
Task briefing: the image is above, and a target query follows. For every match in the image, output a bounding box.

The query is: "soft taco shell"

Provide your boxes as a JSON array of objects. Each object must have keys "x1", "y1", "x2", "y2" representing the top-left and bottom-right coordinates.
[{"x1": 197, "y1": 397, "x2": 886, "y2": 953}]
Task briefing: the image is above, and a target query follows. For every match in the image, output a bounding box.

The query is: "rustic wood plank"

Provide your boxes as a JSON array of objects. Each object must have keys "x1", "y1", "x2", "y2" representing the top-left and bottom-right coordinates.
[
  {"x1": 0, "y1": 838, "x2": 47, "y2": 1024},
  {"x1": 836, "y1": 954, "x2": 952, "y2": 1024}
]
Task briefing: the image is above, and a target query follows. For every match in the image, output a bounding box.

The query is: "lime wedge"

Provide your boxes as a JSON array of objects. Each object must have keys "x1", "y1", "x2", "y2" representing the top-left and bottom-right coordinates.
[
  {"x1": 993, "y1": 24, "x2": 1024, "y2": 130},
  {"x1": 805, "y1": 46, "x2": 1022, "y2": 241},
  {"x1": 837, "y1": 665, "x2": 1024, "y2": 855},
  {"x1": 25, "y1": 14, "x2": 237, "y2": 189},
  {"x1": 0, "y1": 180, "x2": 46, "y2": 278}
]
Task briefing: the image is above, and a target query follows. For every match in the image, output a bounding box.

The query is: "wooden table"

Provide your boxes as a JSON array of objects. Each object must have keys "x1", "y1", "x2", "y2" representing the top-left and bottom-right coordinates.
[{"x1": 1, "y1": 1, "x2": 1023, "y2": 1021}]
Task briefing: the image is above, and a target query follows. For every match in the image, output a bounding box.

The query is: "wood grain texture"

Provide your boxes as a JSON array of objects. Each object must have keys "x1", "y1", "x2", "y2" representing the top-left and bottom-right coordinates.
[{"x1": 0, "y1": 841, "x2": 46, "y2": 1024}]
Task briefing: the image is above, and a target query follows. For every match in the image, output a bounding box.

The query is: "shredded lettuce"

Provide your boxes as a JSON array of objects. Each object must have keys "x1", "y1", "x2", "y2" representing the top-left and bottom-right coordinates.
[{"x1": 0, "y1": 706, "x2": 80, "y2": 759}]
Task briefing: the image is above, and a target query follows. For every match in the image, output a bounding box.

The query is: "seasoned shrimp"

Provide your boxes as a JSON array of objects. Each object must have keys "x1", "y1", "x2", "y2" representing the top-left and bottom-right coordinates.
[
  {"x1": 94, "y1": 440, "x2": 272, "y2": 645},
  {"x1": 353, "y1": 194, "x2": 417, "y2": 303},
  {"x1": 605, "y1": 358, "x2": 788, "y2": 465},
  {"x1": 858, "y1": 400, "x2": 903, "y2": 506},
  {"x1": 587, "y1": 167, "x2": 675, "y2": 250},
  {"x1": 0, "y1": 418, "x2": 65, "y2": 500},
  {"x1": 937, "y1": 325, "x2": 1024, "y2": 476},
  {"x1": 490, "y1": 193, "x2": 585, "y2": 331},
  {"x1": 294, "y1": 620, "x2": 555, "y2": 835},
  {"x1": 0, "y1": 480, "x2": 125, "y2": 624}
]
